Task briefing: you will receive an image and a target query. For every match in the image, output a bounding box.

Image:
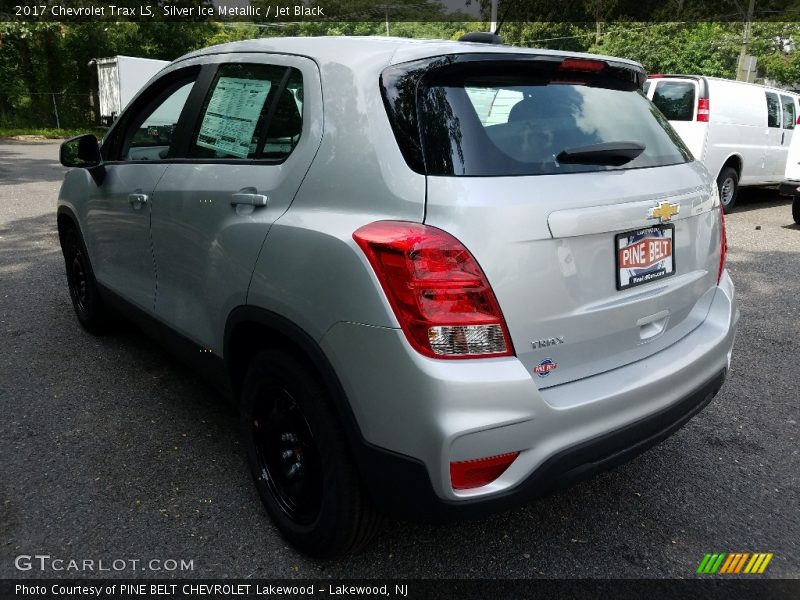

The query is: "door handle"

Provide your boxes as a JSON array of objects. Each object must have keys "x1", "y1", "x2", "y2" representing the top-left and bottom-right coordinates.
[
  {"x1": 231, "y1": 188, "x2": 269, "y2": 207},
  {"x1": 128, "y1": 192, "x2": 148, "y2": 207}
]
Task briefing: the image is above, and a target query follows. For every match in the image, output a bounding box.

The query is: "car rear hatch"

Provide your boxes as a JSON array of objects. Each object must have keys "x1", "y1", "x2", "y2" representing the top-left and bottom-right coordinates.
[{"x1": 382, "y1": 53, "x2": 722, "y2": 388}]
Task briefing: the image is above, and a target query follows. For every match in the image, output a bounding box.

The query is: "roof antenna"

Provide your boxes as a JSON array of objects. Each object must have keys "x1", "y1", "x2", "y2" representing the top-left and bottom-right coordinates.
[{"x1": 458, "y1": 0, "x2": 516, "y2": 45}]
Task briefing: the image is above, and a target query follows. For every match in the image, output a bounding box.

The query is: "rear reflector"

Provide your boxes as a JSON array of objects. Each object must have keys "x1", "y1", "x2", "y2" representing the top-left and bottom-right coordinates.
[
  {"x1": 450, "y1": 452, "x2": 520, "y2": 490},
  {"x1": 717, "y1": 202, "x2": 727, "y2": 284},
  {"x1": 559, "y1": 58, "x2": 607, "y2": 73},
  {"x1": 697, "y1": 97, "x2": 710, "y2": 122},
  {"x1": 353, "y1": 221, "x2": 513, "y2": 359}
]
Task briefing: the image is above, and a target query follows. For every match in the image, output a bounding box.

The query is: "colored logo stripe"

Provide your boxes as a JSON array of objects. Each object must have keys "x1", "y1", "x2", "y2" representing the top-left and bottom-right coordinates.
[{"x1": 697, "y1": 552, "x2": 773, "y2": 574}]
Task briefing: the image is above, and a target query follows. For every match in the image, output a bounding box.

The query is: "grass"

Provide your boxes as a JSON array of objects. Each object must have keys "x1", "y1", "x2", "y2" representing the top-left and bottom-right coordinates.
[{"x1": 0, "y1": 127, "x2": 106, "y2": 140}]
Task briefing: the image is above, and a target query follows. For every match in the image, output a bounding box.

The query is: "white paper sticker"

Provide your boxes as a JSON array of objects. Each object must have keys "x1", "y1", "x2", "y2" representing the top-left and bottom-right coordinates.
[{"x1": 196, "y1": 77, "x2": 272, "y2": 158}]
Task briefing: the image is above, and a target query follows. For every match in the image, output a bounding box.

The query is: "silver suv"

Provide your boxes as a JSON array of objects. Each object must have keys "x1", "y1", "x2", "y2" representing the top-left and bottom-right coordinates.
[{"x1": 57, "y1": 37, "x2": 738, "y2": 557}]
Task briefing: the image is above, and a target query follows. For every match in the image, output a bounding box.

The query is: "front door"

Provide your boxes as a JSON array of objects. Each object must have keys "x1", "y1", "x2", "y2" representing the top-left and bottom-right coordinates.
[{"x1": 85, "y1": 69, "x2": 199, "y2": 311}]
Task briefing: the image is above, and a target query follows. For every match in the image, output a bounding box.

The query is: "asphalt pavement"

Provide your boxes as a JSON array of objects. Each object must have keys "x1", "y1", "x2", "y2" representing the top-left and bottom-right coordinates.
[{"x1": 0, "y1": 140, "x2": 797, "y2": 579}]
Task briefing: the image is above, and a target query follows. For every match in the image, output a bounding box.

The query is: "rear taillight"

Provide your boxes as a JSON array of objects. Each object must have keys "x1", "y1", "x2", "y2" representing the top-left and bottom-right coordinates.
[
  {"x1": 697, "y1": 97, "x2": 710, "y2": 122},
  {"x1": 717, "y1": 203, "x2": 727, "y2": 284},
  {"x1": 450, "y1": 452, "x2": 520, "y2": 490},
  {"x1": 353, "y1": 221, "x2": 514, "y2": 359}
]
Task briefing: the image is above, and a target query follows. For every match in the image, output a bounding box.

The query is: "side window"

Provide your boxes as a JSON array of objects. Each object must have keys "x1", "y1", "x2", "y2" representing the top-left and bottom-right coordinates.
[
  {"x1": 766, "y1": 92, "x2": 781, "y2": 128},
  {"x1": 651, "y1": 81, "x2": 696, "y2": 121},
  {"x1": 781, "y1": 95, "x2": 796, "y2": 129},
  {"x1": 190, "y1": 64, "x2": 303, "y2": 160},
  {"x1": 118, "y1": 76, "x2": 197, "y2": 161}
]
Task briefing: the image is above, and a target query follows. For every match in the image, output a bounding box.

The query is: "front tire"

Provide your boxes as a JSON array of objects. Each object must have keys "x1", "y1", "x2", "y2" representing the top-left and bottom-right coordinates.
[
  {"x1": 240, "y1": 349, "x2": 380, "y2": 557},
  {"x1": 717, "y1": 167, "x2": 739, "y2": 214},
  {"x1": 793, "y1": 197, "x2": 800, "y2": 225},
  {"x1": 62, "y1": 226, "x2": 113, "y2": 334}
]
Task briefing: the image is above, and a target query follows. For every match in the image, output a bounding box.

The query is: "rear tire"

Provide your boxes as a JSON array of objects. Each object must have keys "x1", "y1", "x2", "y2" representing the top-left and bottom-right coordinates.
[
  {"x1": 240, "y1": 348, "x2": 381, "y2": 557},
  {"x1": 793, "y1": 197, "x2": 800, "y2": 225},
  {"x1": 717, "y1": 167, "x2": 739, "y2": 214},
  {"x1": 62, "y1": 226, "x2": 113, "y2": 334}
]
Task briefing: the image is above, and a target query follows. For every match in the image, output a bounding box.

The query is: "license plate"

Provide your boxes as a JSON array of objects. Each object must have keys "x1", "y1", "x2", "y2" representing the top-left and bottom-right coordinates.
[{"x1": 615, "y1": 225, "x2": 675, "y2": 290}]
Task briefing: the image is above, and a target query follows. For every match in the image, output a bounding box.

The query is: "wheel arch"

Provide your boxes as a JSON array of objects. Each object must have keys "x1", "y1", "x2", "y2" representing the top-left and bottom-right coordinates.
[
  {"x1": 56, "y1": 205, "x2": 80, "y2": 248},
  {"x1": 717, "y1": 154, "x2": 743, "y2": 180}
]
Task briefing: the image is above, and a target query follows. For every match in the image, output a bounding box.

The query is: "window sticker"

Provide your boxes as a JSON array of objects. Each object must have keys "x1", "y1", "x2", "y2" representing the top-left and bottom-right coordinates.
[{"x1": 197, "y1": 77, "x2": 272, "y2": 158}]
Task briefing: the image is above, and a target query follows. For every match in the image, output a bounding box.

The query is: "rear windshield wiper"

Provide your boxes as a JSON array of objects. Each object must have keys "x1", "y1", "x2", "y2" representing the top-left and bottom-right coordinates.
[{"x1": 556, "y1": 141, "x2": 645, "y2": 166}]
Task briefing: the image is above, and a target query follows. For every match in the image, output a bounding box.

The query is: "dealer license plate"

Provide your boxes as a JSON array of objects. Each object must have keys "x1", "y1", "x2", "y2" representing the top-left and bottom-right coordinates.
[{"x1": 615, "y1": 225, "x2": 675, "y2": 290}]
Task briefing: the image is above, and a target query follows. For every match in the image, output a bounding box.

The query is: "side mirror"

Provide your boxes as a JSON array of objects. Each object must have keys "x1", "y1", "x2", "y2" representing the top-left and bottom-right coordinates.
[{"x1": 60, "y1": 134, "x2": 105, "y2": 184}]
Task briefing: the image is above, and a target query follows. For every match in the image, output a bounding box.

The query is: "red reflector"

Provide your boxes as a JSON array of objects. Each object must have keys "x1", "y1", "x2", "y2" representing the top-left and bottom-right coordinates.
[
  {"x1": 717, "y1": 202, "x2": 727, "y2": 284},
  {"x1": 697, "y1": 97, "x2": 710, "y2": 122},
  {"x1": 796, "y1": 114, "x2": 800, "y2": 125},
  {"x1": 559, "y1": 58, "x2": 606, "y2": 73},
  {"x1": 450, "y1": 452, "x2": 520, "y2": 490}
]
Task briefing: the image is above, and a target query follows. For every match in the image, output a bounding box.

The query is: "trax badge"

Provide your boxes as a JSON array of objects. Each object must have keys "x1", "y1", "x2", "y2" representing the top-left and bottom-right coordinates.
[
  {"x1": 534, "y1": 358, "x2": 557, "y2": 378},
  {"x1": 648, "y1": 201, "x2": 680, "y2": 223}
]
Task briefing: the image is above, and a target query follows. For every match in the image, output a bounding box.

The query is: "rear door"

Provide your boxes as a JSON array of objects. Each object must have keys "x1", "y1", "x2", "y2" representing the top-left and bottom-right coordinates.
[
  {"x1": 765, "y1": 91, "x2": 784, "y2": 180},
  {"x1": 778, "y1": 93, "x2": 797, "y2": 178},
  {"x1": 649, "y1": 78, "x2": 706, "y2": 160},
  {"x1": 149, "y1": 54, "x2": 321, "y2": 353},
  {"x1": 396, "y1": 57, "x2": 721, "y2": 388}
]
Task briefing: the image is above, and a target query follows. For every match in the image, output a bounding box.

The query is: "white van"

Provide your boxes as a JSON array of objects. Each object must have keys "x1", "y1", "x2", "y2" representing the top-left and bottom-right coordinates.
[{"x1": 645, "y1": 75, "x2": 800, "y2": 212}]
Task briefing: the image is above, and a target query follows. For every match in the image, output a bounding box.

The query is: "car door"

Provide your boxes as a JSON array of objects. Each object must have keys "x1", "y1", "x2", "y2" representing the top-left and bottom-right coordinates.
[
  {"x1": 778, "y1": 94, "x2": 797, "y2": 178},
  {"x1": 85, "y1": 67, "x2": 200, "y2": 311},
  {"x1": 765, "y1": 91, "x2": 784, "y2": 181},
  {"x1": 149, "y1": 54, "x2": 322, "y2": 353}
]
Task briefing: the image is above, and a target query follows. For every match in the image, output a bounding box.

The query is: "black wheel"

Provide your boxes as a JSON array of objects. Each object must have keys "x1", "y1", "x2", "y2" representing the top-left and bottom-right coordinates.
[
  {"x1": 793, "y1": 197, "x2": 800, "y2": 225},
  {"x1": 240, "y1": 349, "x2": 380, "y2": 557},
  {"x1": 717, "y1": 167, "x2": 739, "y2": 214},
  {"x1": 62, "y1": 226, "x2": 113, "y2": 334}
]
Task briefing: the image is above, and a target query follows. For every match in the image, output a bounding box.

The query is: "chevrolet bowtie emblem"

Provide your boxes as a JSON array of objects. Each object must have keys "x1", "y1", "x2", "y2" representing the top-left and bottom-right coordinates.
[{"x1": 648, "y1": 201, "x2": 680, "y2": 223}]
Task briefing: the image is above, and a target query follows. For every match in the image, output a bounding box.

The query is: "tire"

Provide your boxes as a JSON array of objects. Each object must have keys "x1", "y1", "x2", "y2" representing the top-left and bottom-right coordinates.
[
  {"x1": 794, "y1": 197, "x2": 800, "y2": 225},
  {"x1": 62, "y1": 226, "x2": 113, "y2": 334},
  {"x1": 717, "y1": 167, "x2": 739, "y2": 214},
  {"x1": 240, "y1": 348, "x2": 381, "y2": 557}
]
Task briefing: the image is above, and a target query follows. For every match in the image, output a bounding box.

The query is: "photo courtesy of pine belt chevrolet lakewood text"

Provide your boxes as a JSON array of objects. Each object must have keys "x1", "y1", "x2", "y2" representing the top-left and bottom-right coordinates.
[{"x1": 56, "y1": 36, "x2": 739, "y2": 557}]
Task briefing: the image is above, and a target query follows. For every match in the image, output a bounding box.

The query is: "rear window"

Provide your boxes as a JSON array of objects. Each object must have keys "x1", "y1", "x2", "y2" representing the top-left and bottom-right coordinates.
[
  {"x1": 398, "y1": 66, "x2": 690, "y2": 177},
  {"x1": 652, "y1": 81, "x2": 696, "y2": 121},
  {"x1": 781, "y1": 95, "x2": 795, "y2": 129}
]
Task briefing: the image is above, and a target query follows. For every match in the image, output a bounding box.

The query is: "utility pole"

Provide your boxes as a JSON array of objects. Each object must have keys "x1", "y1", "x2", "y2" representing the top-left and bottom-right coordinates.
[
  {"x1": 736, "y1": 0, "x2": 756, "y2": 81},
  {"x1": 490, "y1": 0, "x2": 498, "y2": 33}
]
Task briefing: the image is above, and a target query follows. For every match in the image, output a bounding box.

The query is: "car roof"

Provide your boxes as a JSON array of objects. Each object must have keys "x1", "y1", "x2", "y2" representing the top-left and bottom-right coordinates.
[{"x1": 176, "y1": 36, "x2": 643, "y2": 70}]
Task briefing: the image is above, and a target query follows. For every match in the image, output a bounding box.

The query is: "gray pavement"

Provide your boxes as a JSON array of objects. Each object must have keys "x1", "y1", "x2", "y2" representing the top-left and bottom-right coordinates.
[{"x1": 0, "y1": 140, "x2": 798, "y2": 579}]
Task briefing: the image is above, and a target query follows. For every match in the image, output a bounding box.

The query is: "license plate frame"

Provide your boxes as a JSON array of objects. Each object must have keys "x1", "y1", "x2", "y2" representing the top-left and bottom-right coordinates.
[{"x1": 615, "y1": 224, "x2": 676, "y2": 291}]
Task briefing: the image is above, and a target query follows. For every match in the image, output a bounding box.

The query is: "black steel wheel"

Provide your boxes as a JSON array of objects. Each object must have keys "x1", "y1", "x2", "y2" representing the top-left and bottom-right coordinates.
[
  {"x1": 62, "y1": 226, "x2": 112, "y2": 333},
  {"x1": 241, "y1": 348, "x2": 380, "y2": 557}
]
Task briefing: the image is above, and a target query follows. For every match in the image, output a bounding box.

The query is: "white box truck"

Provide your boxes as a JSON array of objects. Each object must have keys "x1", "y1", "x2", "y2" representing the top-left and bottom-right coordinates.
[
  {"x1": 93, "y1": 56, "x2": 169, "y2": 125},
  {"x1": 645, "y1": 74, "x2": 800, "y2": 212}
]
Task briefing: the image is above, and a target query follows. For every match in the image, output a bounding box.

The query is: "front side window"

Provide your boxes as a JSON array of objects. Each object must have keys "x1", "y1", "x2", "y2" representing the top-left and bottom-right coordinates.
[
  {"x1": 781, "y1": 95, "x2": 796, "y2": 129},
  {"x1": 651, "y1": 81, "x2": 696, "y2": 121},
  {"x1": 190, "y1": 64, "x2": 303, "y2": 160},
  {"x1": 766, "y1": 92, "x2": 781, "y2": 128},
  {"x1": 119, "y1": 77, "x2": 196, "y2": 161}
]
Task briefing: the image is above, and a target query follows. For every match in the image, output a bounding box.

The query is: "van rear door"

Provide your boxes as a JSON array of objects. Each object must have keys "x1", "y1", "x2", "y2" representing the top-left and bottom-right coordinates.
[{"x1": 649, "y1": 77, "x2": 707, "y2": 161}]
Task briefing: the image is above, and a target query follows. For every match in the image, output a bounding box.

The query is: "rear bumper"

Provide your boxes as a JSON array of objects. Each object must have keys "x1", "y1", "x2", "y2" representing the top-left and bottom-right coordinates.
[{"x1": 321, "y1": 271, "x2": 738, "y2": 519}]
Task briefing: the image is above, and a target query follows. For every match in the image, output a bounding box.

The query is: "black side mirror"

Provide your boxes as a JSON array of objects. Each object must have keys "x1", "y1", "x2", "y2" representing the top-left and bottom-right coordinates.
[{"x1": 60, "y1": 134, "x2": 105, "y2": 184}]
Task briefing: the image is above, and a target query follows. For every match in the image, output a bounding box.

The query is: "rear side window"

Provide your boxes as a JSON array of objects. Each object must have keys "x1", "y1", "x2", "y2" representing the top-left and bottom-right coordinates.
[
  {"x1": 781, "y1": 95, "x2": 796, "y2": 129},
  {"x1": 190, "y1": 64, "x2": 303, "y2": 160},
  {"x1": 766, "y1": 92, "x2": 781, "y2": 128},
  {"x1": 393, "y1": 64, "x2": 690, "y2": 177},
  {"x1": 651, "y1": 81, "x2": 696, "y2": 121}
]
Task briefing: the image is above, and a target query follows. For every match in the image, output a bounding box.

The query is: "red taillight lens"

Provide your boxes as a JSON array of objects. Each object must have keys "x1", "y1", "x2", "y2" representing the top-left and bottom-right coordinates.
[
  {"x1": 697, "y1": 97, "x2": 710, "y2": 122},
  {"x1": 717, "y1": 203, "x2": 727, "y2": 284},
  {"x1": 649, "y1": 73, "x2": 664, "y2": 78},
  {"x1": 353, "y1": 221, "x2": 514, "y2": 359},
  {"x1": 559, "y1": 58, "x2": 607, "y2": 73},
  {"x1": 450, "y1": 452, "x2": 520, "y2": 490}
]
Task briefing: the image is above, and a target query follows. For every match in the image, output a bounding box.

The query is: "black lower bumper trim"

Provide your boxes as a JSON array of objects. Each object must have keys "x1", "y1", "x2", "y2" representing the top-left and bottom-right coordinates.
[
  {"x1": 356, "y1": 369, "x2": 727, "y2": 520},
  {"x1": 779, "y1": 180, "x2": 800, "y2": 197}
]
